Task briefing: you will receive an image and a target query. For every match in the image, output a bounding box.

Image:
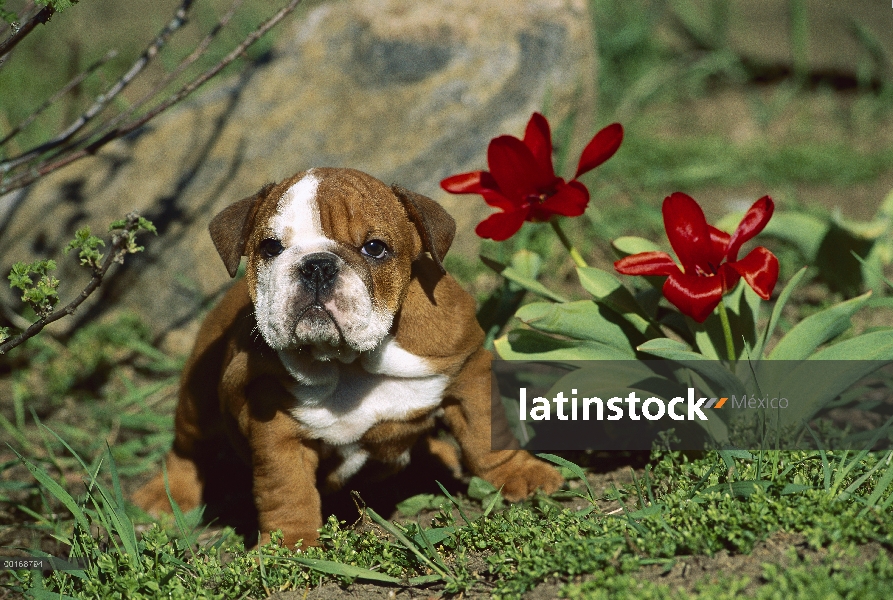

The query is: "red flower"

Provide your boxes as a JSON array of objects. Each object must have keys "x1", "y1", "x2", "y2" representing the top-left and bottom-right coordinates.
[
  {"x1": 441, "y1": 113, "x2": 623, "y2": 241},
  {"x1": 614, "y1": 193, "x2": 779, "y2": 323}
]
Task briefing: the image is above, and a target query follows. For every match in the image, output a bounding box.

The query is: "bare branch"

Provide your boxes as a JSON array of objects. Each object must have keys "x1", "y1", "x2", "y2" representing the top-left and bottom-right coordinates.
[
  {"x1": 1, "y1": 0, "x2": 196, "y2": 171},
  {"x1": 0, "y1": 4, "x2": 54, "y2": 62},
  {"x1": 114, "y1": 0, "x2": 302, "y2": 139},
  {"x1": 0, "y1": 50, "x2": 117, "y2": 149},
  {"x1": 0, "y1": 212, "x2": 152, "y2": 355},
  {"x1": 0, "y1": 0, "x2": 303, "y2": 195},
  {"x1": 106, "y1": 0, "x2": 245, "y2": 133}
]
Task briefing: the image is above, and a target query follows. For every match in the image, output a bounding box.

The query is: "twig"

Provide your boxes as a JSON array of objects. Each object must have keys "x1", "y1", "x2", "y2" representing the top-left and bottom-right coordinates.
[
  {"x1": 0, "y1": 50, "x2": 117, "y2": 149},
  {"x1": 106, "y1": 0, "x2": 245, "y2": 133},
  {"x1": 1, "y1": 0, "x2": 196, "y2": 171},
  {"x1": 105, "y1": 0, "x2": 302, "y2": 140},
  {"x1": 0, "y1": 212, "x2": 151, "y2": 355},
  {"x1": 0, "y1": 4, "x2": 54, "y2": 61},
  {"x1": 0, "y1": 0, "x2": 303, "y2": 195}
]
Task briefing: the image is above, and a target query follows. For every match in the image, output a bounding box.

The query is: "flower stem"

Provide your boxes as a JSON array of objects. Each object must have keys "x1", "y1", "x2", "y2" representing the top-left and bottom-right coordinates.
[
  {"x1": 550, "y1": 219, "x2": 588, "y2": 268},
  {"x1": 717, "y1": 298, "x2": 736, "y2": 363}
]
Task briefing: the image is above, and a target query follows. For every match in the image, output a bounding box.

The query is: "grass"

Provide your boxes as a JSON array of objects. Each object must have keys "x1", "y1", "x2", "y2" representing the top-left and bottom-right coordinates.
[
  {"x1": 3, "y1": 446, "x2": 893, "y2": 598},
  {"x1": 2, "y1": 0, "x2": 893, "y2": 598}
]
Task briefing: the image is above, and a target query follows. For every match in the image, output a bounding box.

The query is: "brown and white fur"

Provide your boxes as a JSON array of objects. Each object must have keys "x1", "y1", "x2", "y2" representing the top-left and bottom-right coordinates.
[{"x1": 133, "y1": 168, "x2": 562, "y2": 548}]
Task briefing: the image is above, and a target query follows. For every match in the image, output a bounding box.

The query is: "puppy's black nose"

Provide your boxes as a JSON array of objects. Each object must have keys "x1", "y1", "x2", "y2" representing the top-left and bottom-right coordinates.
[{"x1": 298, "y1": 254, "x2": 340, "y2": 294}]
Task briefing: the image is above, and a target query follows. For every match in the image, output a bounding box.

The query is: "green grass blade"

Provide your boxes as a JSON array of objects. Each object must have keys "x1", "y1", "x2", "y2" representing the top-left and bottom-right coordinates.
[
  {"x1": 274, "y1": 555, "x2": 403, "y2": 583},
  {"x1": 435, "y1": 480, "x2": 472, "y2": 526},
  {"x1": 11, "y1": 448, "x2": 90, "y2": 534},
  {"x1": 26, "y1": 589, "x2": 80, "y2": 600},
  {"x1": 415, "y1": 518, "x2": 451, "y2": 574},
  {"x1": 630, "y1": 468, "x2": 647, "y2": 509},
  {"x1": 40, "y1": 425, "x2": 91, "y2": 477},
  {"x1": 864, "y1": 451, "x2": 893, "y2": 508},
  {"x1": 162, "y1": 461, "x2": 199, "y2": 555},
  {"x1": 482, "y1": 486, "x2": 504, "y2": 518},
  {"x1": 366, "y1": 507, "x2": 448, "y2": 580},
  {"x1": 0, "y1": 411, "x2": 30, "y2": 451},
  {"x1": 608, "y1": 484, "x2": 646, "y2": 535},
  {"x1": 537, "y1": 453, "x2": 594, "y2": 502}
]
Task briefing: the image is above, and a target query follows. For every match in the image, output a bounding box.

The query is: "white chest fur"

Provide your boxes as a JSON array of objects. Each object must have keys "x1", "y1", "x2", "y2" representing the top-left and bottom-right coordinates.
[{"x1": 278, "y1": 336, "x2": 449, "y2": 446}]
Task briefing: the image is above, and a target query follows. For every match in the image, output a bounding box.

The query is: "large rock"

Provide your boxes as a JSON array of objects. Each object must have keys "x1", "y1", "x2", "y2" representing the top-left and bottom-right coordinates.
[{"x1": 0, "y1": 0, "x2": 597, "y2": 343}]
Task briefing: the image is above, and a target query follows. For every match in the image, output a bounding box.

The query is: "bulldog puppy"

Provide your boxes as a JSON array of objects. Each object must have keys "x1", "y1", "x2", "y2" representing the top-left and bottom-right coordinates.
[{"x1": 133, "y1": 168, "x2": 563, "y2": 547}]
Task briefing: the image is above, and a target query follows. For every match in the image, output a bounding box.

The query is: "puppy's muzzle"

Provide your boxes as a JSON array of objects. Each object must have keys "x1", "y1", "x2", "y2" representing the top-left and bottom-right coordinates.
[{"x1": 298, "y1": 253, "x2": 340, "y2": 297}]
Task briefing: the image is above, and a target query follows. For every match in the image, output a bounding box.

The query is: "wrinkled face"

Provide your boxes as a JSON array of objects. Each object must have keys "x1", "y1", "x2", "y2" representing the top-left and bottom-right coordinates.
[{"x1": 243, "y1": 168, "x2": 420, "y2": 355}]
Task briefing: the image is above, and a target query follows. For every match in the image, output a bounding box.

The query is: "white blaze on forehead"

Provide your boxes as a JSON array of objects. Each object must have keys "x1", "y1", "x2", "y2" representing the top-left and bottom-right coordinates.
[{"x1": 272, "y1": 171, "x2": 329, "y2": 249}]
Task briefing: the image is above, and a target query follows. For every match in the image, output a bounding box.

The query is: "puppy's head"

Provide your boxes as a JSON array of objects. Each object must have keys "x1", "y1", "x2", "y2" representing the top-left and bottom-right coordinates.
[{"x1": 209, "y1": 168, "x2": 455, "y2": 355}]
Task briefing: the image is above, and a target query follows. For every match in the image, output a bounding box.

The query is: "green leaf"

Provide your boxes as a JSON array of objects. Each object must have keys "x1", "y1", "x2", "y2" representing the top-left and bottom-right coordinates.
[
  {"x1": 481, "y1": 255, "x2": 567, "y2": 302},
  {"x1": 768, "y1": 291, "x2": 872, "y2": 360},
  {"x1": 762, "y1": 212, "x2": 829, "y2": 259},
  {"x1": 366, "y1": 508, "x2": 449, "y2": 580},
  {"x1": 781, "y1": 484, "x2": 813, "y2": 495},
  {"x1": 436, "y1": 480, "x2": 472, "y2": 526},
  {"x1": 863, "y1": 451, "x2": 893, "y2": 509},
  {"x1": 413, "y1": 526, "x2": 457, "y2": 548},
  {"x1": 752, "y1": 266, "x2": 808, "y2": 359},
  {"x1": 635, "y1": 338, "x2": 743, "y2": 444},
  {"x1": 515, "y1": 300, "x2": 643, "y2": 356},
  {"x1": 757, "y1": 339, "x2": 893, "y2": 428},
  {"x1": 717, "y1": 449, "x2": 754, "y2": 470},
  {"x1": 12, "y1": 449, "x2": 90, "y2": 534},
  {"x1": 810, "y1": 328, "x2": 893, "y2": 361},
  {"x1": 467, "y1": 476, "x2": 497, "y2": 501},
  {"x1": 625, "y1": 504, "x2": 665, "y2": 519},
  {"x1": 691, "y1": 480, "x2": 771, "y2": 501},
  {"x1": 611, "y1": 236, "x2": 663, "y2": 257},
  {"x1": 495, "y1": 329, "x2": 634, "y2": 360},
  {"x1": 396, "y1": 493, "x2": 446, "y2": 517},
  {"x1": 577, "y1": 267, "x2": 660, "y2": 337},
  {"x1": 274, "y1": 555, "x2": 402, "y2": 584},
  {"x1": 719, "y1": 210, "x2": 830, "y2": 260},
  {"x1": 537, "y1": 453, "x2": 595, "y2": 502}
]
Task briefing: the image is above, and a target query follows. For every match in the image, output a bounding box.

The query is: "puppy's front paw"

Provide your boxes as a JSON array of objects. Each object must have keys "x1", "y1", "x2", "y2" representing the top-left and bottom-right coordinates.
[{"x1": 482, "y1": 451, "x2": 564, "y2": 502}]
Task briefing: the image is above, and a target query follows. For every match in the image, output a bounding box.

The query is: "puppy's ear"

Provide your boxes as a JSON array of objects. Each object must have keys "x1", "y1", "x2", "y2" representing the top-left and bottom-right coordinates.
[
  {"x1": 209, "y1": 184, "x2": 273, "y2": 278},
  {"x1": 392, "y1": 185, "x2": 456, "y2": 274}
]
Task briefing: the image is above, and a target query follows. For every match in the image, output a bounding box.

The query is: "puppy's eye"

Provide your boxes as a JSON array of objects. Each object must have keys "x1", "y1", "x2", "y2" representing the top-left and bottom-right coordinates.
[
  {"x1": 259, "y1": 238, "x2": 284, "y2": 258},
  {"x1": 361, "y1": 239, "x2": 388, "y2": 259}
]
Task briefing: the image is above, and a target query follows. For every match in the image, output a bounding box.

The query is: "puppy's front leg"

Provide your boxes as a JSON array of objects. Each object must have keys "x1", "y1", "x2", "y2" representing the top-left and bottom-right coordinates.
[
  {"x1": 441, "y1": 348, "x2": 564, "y2": 501},
  {"x1": 246, "y1": 404, "x2": 322, "y2": 549}
]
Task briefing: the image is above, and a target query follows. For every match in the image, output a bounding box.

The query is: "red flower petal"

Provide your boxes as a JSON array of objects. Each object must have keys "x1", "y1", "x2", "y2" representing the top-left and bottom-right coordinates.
[
  {"x1": 538, "y1": 180, "x2": 589, "y2": 218},
  {"x1": 475, "y1": 209, "x2": 528, "y2": 241},
  {"x1": 480, "y1": 189, "x2": 518, "y2": 211},
  {"x1": 727, "y1": 247, "x2": 779, "y2": 300},
  {"x1": 662, "y1": 193, "x2": 713, "y2": 275},
  {"x1": 708, "y1": 225, "x2": 731, "y2": 267},
  {"x1": 488, "y1": 136, "x2": 553, "y2": 201},
  {"x1": 440, "y1": 171, "x2": 499, "y2": 194},
  {"x1": 575, "y1": 123, "x2": 623, "y2": 178},
  {"x1": 715, "y1": 263, "x2": 741, "y2": 295},
  {"x1": 614, "y1": 252, "x2": 681, "y2": 276},
  {"x1": 726, "y1": 196, "x2": 774, "y2": 261},
  {"x1": 663, "y1": 271, "x2": 727, "y2": 323},
  {"x1": 523, "y1": 113, "x2": 556, "y2": 182}
]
